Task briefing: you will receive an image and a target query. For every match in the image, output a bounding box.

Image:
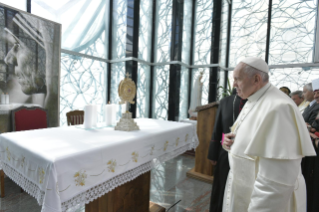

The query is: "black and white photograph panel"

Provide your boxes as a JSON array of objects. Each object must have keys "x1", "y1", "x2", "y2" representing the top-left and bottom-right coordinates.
[{"x1": 0, "y1": 3, "x2": 61, "y2": 127}]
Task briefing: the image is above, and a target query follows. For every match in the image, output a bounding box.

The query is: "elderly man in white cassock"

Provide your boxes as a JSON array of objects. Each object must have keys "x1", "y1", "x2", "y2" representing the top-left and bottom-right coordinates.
[{"x1": 222, "y1": 57, "x2": 316, "y2": 212}]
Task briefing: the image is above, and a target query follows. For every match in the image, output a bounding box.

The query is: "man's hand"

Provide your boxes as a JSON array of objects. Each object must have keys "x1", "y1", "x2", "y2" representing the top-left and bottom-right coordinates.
[
  {"x1": 210, "y1": 160, "x2": 217, "y2": 165},
  {"x1": 309, "y1": 133, "x2": 319, "y2": 148},
  {"x1": 223, "y1": 133, "x2": 236, "y2": 150},
  {"x1": 306, "y1": 123, "x2": 311, "y2": 131}
]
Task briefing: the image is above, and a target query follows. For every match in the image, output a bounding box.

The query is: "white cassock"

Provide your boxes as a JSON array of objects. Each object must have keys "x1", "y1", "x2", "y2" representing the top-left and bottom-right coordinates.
[{"x1": 222, "y1": 83, "x2": 316, "y2": 212}]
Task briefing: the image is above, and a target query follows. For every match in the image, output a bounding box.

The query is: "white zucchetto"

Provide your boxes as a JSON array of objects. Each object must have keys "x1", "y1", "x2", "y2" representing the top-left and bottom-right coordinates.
[
  {"x1": 240, "y1": 57, "x2": 269, "y2": 74},
  {"x1": 312, "y1": 78, "x2": 319, "y2": 91}
]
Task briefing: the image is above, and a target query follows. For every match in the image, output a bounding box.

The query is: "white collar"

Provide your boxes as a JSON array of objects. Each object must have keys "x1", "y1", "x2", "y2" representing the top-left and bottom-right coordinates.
[{"x1": 247, "y1": 83, "x2": 271, "y2": 103}]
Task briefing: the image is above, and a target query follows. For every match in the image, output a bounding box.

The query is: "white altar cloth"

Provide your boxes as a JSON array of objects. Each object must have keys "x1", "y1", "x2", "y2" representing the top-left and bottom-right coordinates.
[{"x1": 0, "y1": 118, "x2": 198, "y2": 212}]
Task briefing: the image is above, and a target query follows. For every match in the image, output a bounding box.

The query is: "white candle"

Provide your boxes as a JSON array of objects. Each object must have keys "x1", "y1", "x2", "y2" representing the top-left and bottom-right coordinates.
[
  {"x1": 84, "y1": 104, "x2": 97, "y2": 128},
  {"x1": 5, "y1": 94, "x2": 9, "y2": 104},
  {"x1": 0, "y1": 94, "x2": 5, "y2": 105},
  {"x1": 105, "y1": 103, "x2": 114, "y2": 126},
  {"x1": 92, "y1": 105, "x2": 98, "y2": 127}
]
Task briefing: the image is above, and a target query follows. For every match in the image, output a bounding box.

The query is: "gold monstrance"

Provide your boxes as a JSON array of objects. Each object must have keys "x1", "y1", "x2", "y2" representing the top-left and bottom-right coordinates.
[{"x1": 114, "y1": 72, "x2": 139, "y2": 131}]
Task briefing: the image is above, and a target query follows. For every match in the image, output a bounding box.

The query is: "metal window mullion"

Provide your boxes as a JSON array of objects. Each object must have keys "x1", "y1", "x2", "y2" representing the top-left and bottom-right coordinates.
[
  {"x1": 314, "y1": 0, "x2": 319, "y2": 63},
  {"x1": 148, "y1": 0, "x2": 157, "y2": 118},
  {"x1": 168, "y1": 0, "x2": 183, "y2": 121},
  {"x1": 209, "y1": 0, "x2": 222, "y2": 103},
  {"x1": 125, "y1": 0, "x2": 140, "y2": 118},
  {"x1": 107, "y1": 0, "x2": 113, "y2": 103},
  {"x1": 265, "y1": 0, "x2": 273, "y2": 64},
  {"x1": 224, "y1": 0, "x2": 232, "y2": 91}
]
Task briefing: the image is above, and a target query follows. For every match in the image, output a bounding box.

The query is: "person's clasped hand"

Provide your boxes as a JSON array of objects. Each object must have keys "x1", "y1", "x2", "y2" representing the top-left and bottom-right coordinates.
[{"x1": 223, "y1": 133, "x2": 236, "y2": 150}]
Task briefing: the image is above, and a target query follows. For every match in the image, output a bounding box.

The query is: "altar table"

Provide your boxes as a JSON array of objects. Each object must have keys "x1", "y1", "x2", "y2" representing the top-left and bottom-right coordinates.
[{"x1": 0, "y1": 118, "x2": 198, "y2": 212}]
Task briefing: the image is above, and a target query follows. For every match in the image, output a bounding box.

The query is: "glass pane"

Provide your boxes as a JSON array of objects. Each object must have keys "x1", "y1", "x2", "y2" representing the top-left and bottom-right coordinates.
[
  {"x1": 179, "y1": 67, "x2": 189, "y2": 120},
  {"x1": 193, "y1": 0, "x2": 213, "y2": 65},
  {"x1": 0, "y1": 0, "x2": 26, "y2": 11},
  {"x1": 152, "y1": 65, "x2": 170, "y2": 120},
  {"x1": 136, "y1": 63, "x2": 150, "y2": 118},
  {"x1": 138, "y1": 0, "x2": 153, "y2": 61},
  {"x1": 229, "y1": 0, "x2": 268, "y2": 68},
  {"x1": 269, "y1": 0, "x2": 318, "y2": 65},
  {"x1": 228, "y1": 68, "x2": 319, "y2": 95},
  {"x1": 269, "y1": 67, "x2": 319, "y2": 91},
  {"x1": 110, "y1": 62, "x2": 126, "y2": 121},
  {"x1": 79, "y1": 31, "x2": 108, "y2": 58},
  {"x1": 112, "y1": 0, "x2": 127, "y2": 59},
  {"x1": 32, "y1": 0, "x2": 109, "y2": 58},
  {"x1": 181, "y1": 0, "x2": 193, "y2": 64},
  {"x1": 192, "y1": 68, "x2": 209, "y2": 105},
  {"x1": 219, "y1": 0, "x2": 229, "y2": 67},
  {"x1": 60, "y1": 53, "x2": 107, "y2": 126},
  {"x1": 228, "y1": 70, "x2": 234, "y2": 91},
  {"x1": 218, "y1": 69, "x2": 226, "y2": 100},
  {"x1": 154, "y1": 0, "x2": 172, "y2": 63}
]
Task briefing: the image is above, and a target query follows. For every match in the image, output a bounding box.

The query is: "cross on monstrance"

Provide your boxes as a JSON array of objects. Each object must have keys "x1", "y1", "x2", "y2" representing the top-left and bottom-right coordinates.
[{"x1": 115, "y1": 72, "x2": 139, "y2": 131}]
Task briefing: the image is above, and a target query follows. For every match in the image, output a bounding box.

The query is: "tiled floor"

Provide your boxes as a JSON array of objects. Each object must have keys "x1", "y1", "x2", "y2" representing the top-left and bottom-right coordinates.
[
  {"x1": 0, "y1": 154, "x2": 212, "y2": 212},
  {"x1": 150, "y1": 154, "x2": 211, "y2": 211}
]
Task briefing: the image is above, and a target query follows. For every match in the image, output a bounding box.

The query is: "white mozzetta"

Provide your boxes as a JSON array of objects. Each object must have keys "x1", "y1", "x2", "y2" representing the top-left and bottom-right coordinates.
[{"x1": 0, "y1": 118, "x2": 198, "y2": 212}]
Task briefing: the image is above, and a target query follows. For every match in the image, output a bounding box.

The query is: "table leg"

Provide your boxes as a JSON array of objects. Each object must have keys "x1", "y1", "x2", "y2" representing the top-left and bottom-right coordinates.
[
  {"x1": 85, "y1": 171, "x2": 165, "y2": 212},
  {"x1": 0, "y1": 169, "x2": 4, "y2": 198}
]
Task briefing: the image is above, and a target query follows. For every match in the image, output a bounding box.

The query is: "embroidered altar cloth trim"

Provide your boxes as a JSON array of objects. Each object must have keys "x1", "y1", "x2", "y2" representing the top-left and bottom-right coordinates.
[{"x1": 0, "y1": 118, "x2": 198, "y2": 212}]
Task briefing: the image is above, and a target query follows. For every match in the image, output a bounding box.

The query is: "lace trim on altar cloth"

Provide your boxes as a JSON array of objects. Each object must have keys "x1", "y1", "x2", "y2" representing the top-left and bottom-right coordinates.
[
  {"x1": 62, "y1": 143, "x2": 197, "y2": 212},
  {"x1": 61, "y1": 161, "x2": 152, "y2": 212},
  {"x1": 1, "y1": 162, "x2": 45, "y2": 205},
  {"x1": 0, "y1": 132, "x2": 198, "y2": 212}
]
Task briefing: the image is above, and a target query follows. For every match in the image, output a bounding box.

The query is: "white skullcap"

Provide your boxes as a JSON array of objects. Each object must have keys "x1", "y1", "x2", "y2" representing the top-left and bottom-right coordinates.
[
  {"x1": 240, "y1": 57, "x2": 269, "y2": 73},
  {"x1": 312, "y1": 78, "x2": 319, "y2": 91}
]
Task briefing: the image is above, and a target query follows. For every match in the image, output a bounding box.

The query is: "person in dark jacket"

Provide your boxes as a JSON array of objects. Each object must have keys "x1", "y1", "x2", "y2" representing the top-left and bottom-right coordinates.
[
  {"x1": 301, "y1": 82, "x2": 319, "y2": 212},
  {"x1": 207, "y1": 91, "x2": 246, "y2": 212},
  {"x1": 302, "y1": 83, "x2": 319, "y2": 124},
  {"x1": 304, "y1": 79, "x2": 319, "y2": 212}
]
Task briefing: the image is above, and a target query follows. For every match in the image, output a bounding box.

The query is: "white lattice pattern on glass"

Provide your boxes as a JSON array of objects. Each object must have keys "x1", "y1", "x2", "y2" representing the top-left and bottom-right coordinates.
[
  {"x1": 269, "y1": 0, "x2": 317, "y2": 65},
  {"x1": 60, "y1": 53, "x2": 106, "y2": 126},
  {"x1": 181, "y1": 0, "x2": 193, "y2": 65},
  {"x1": 193, "y1": 0, "x2": 214, "y2": 65},
  {"x1": 229, "y1": 0, "x2": 268, "y2": 68},
  {"x1": 138, "y1": 0, "x2": 153, "y2": 62},
  {"x1": 110, "y1": 62, "x2": 126, "y2": 121},
  {"x1": 137, "y1": 64, "x2": 150, "y2": 118},
  {"x1": 152, "y1": 65, "x2": 170, "y2": 120},
  {"x1": 112, "y1": 0, "x2": 127, "y2": 60},
  {"x1": 154, "y1": 0, "x2": 172, "y2": 63},
  {"x1": 270, "y1": 68, "x2": 319, "y2": 91}
]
